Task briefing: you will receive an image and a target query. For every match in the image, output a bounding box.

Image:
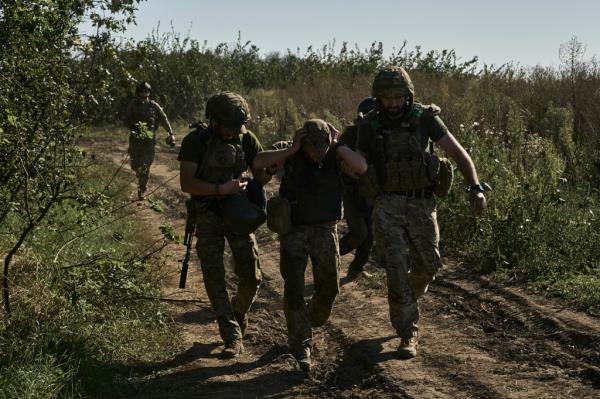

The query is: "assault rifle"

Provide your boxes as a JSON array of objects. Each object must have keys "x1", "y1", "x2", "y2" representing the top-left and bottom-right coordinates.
[{"x1": 179, "y1": 198, "x2": 195, "y2": 288}]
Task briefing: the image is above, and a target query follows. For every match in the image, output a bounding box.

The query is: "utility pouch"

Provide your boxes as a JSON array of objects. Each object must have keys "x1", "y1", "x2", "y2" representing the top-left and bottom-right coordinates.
[
  {"x1": 432, "y1": 157, "x2": 454, "y2": 197},
  {"x1": 266, "y1": 196, "x2": 291, "y2": 236},
  {"x1": 357, "y1": 164, "x2": 381, "y2": 200}
]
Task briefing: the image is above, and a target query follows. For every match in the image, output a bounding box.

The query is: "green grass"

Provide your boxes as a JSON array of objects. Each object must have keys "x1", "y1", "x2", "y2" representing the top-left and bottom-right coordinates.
[{"x1": 0, "y1": 162, "x2": 179, "y2": 398}]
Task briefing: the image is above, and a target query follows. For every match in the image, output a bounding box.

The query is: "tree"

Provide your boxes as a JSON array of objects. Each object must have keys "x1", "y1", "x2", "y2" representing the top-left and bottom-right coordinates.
[{"x1": 0, "y1": 0, "x2": 143, "y2": 315}]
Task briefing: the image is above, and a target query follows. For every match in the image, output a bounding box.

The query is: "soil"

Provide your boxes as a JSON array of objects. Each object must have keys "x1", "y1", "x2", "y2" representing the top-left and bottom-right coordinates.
[{"x1": 99, "y1": 139, "x2": 599, "y2": 399}]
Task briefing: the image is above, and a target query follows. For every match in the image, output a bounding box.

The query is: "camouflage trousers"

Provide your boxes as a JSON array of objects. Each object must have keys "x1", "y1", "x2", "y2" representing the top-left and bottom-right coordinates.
[
  {"x1": 128, "y1": 134, "x2": 156, "y2": 193},
  {"x1": 339, "y1": 191, "x2": 373, "y2": 271},
  {"x1": 280, "y1": 222, "x2": 340, "y2": 353},
  {"x1": 372, "y1": 193, "x2": 441, "y2": 339},
  {"x1": 194, "y1": 201, "x2": 262, "y2": 343}
]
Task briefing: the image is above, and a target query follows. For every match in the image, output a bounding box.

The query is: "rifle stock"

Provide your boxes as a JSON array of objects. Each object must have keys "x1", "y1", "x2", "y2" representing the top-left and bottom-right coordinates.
[{"x1": 179, "y1": 199, "x2": 196, "y2": 288}]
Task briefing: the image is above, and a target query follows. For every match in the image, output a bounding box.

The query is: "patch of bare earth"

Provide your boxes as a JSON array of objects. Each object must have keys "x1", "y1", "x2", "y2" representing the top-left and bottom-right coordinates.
[{"x1": 97, "y1": 139, "x2": 599, "y2": 399}]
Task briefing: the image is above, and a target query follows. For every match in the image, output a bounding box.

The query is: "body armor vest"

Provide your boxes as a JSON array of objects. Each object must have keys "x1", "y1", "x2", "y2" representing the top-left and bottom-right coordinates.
[
  {"x1": 370, "y1": 104, "x2": 439, "y2": 192},
  {"x1": 195, "y1": 130, "x2": 247, "y2": 185},
  {"x1": 284, "y1": 150, "x2": 342, "y2": 225},
  {"x1": 129, "y1": 99, "x2": 160, "y2": 136}
]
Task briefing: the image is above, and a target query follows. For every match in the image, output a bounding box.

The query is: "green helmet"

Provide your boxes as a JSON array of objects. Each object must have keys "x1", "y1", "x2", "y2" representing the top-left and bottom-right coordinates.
[
  {"x1": 371, "y1": 66, "x2": 414, "y2": 99},
  {"x1": 205, "y1": 91, "x2": 251, "y2": 128},
  {"x1": 136, "y1": 81, "x2": 152, "y2": 93}
]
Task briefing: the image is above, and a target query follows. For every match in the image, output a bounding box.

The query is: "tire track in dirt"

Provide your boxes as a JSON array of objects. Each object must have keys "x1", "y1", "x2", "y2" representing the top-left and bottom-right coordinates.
[{"x1": 97, "y1": 141, "x2": 599, "y2": 399}]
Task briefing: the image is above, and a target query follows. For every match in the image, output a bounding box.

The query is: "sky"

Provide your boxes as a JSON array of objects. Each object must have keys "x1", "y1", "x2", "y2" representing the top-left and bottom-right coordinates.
[{"x1": 110, "y1": 0, "x2": 600, "y2": 68}]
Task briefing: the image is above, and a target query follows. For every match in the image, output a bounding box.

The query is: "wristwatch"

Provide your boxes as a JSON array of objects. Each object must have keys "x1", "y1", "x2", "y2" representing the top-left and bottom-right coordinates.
[{"x1": 466, "y1": 183, "x2": 487, "y2": 194}]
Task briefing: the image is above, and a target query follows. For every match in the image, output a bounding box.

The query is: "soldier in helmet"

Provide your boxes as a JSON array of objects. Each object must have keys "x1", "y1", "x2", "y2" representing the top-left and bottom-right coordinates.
[
  {"x1": 253, "y1": 119, "x2": 367, "y2": 371},
  {"x1": 124, "y1": 81, "x2": 175, "y2": 199},
  {"x1": 178, "y1": 92, "x2": 274, "y2": 358},
  {"x1": 356, "y1": 66, "x2": 487, "y2": 359},
  {"x1": 338, "y1": 97, "x2": 378, "y2": 278}
]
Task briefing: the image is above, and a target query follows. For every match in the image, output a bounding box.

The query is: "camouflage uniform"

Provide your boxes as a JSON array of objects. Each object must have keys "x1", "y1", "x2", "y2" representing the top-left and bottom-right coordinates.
[
  {"x1": 178, "y1": 92, "x2": 263, "y2": 347},
  {"x1": 357, "y1": 67, "x2": 445, "y2": 345},
  {"x1": 279, "y1": 119, "x2": 342, "y2": 360},
  {"x1": 280, "y1": 222, "x2": 340, "y2": 353},
  {"x1": 125, "y1": 96, "x2": 172, "y2": 195},
  {"x1": 338, "y1": 124, "x2": 374, "y2": 274}
]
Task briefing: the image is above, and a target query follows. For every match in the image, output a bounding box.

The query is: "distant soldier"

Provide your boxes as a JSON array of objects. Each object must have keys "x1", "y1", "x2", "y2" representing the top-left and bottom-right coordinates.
[
  {"x1": 338, "y1": 97, "x2": 377, "y2": 278},
  {"x1": 357, "y1": 66, "x2": 487, "y2": 358},
  {"x1": 253, "y1": 119, "x2": 367, "y2": 371},
  {"x1": 178, "y1": 92, "x2": 273, "y2": 358},
  {"x1": 125, "y1": 81, "x2": 175, "y2": 199}
]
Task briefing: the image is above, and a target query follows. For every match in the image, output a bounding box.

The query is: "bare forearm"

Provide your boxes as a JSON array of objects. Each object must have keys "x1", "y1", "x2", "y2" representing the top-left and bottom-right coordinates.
[
  {"x1": 180, "y1": 177, "x2": 221, "y2": 196},
  {"x1": 252, "y1": 166, "x2": 273, "y2": 186},
  {"x1": 337, "y1": 145, "x2": 367, "y2": 175},
  {"x1": 252, "y1": 148, "x2": 294, "y2": 169},
  {"x1": 454, "y1": 153, "x2": 479, "y2": 186}
]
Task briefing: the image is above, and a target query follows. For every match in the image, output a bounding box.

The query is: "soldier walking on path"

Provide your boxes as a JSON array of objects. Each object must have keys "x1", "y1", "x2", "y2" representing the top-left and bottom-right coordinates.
[
  {"x1": 338, "y1": 97, "x2": 378, "y2": 278},
  {"x1": 178, "y1": 92, "x2": 274, "y2": 358},
  {"x1": 124, "y1": 81, "x2": 175, "y2": 199},
  {"x1": 356, "y1": 66, "x2": 487, "y2": 359},
  {"x1": 253, "y1": 119, "x2": 367, "y2": 371}
]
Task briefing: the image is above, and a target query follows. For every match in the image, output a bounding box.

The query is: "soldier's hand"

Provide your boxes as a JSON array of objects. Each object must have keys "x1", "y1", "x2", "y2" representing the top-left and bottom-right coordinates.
[
  {"x1": 166, "y1": 133, "x2": 176, "y2": 147},
  {"x1": 326, "y1": 122, "x2": 339, "y2": 142},
  {"x1": 290, "y1": 128, "x2": 306, "y2": 154},
  {"x1": 221, "y1": 178, "x2": 248, "y2": 194},
  {"x1": 470, "y1": 192, "x2": 487, "y2": 216}
]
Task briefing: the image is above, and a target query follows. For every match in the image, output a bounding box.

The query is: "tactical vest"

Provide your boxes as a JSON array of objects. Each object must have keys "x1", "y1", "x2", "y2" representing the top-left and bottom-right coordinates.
[
  {"x1": 283, "y1": 150, "x2": 342, "y2": 225},
  {"x1": 369, "y1": 104, "x2": 439, "y2": 192},
  {"x1": 195, "y1": 128, "x2": 249, "y2": 185},
  {"x1": 129, "y1": 99, "x2": 160, "y2": 134}
]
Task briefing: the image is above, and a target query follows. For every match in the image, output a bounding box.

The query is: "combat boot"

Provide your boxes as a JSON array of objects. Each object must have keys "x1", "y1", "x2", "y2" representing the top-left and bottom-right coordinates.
[
  {"x1": 234, "y1": 311, "x2": 248, "y2": 337},
  {"x1": 220, "y1": 339, "x2": 244, "y2": 359},
  {"x1": 346, "y1": 264, "x2": 364, "y2": 279},
  {"x1": 397, "y1": 336, "x2": 418, "y2": 359},
  {"x1": 293, "y1": 346, "x2": 311, "y2": 372},
  {"x1": 137, "y1": 187, "x2": 145, "y2": 201}
]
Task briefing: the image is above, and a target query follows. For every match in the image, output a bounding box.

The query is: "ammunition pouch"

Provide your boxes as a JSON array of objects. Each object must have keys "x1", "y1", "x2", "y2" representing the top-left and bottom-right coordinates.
[
  {"x1": 432, "y1": 157, "x2": 454, "y2": 197},
  {"x1": 266, "y1": 196, "x2": 291, "y2": 236},
  {"x1": 357, "y1": 164, "x2": 381, "y2": 201}
]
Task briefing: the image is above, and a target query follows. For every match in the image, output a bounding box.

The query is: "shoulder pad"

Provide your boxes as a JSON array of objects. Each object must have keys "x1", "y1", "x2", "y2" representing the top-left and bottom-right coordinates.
[
  {"x1": 422, "y1": 103, "x2": 442, "y2": 117},
  {"x1": 189, "y1": 120, "x2": 208, "y2": 130},
  {"x1": 364, "y1": 110, "x2": 382, "y2": 131},
  {"x1": 408, "y1": 103, "x2": 441, "y2": 126}
]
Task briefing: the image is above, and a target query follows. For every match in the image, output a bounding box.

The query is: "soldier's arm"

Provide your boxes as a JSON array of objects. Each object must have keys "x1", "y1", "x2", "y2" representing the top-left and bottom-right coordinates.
[
  {"x1": 180, "y1": 161, "x2": 247, "y2": 196},
  {"x1": 124, "y1": 100, "x2": 136, "y2": 130},
  {"x1": 334, "y1": 144, "x2": 367, "y2": 175},
  {"x1": 252, "y1": 128, "x2": 305, "y2": 169},
  {"x1": 435, "y1": 133, "x2": 479, "y2": 186},
  {"x1": 152, "y1": 102, "x2": 173, "y2": 135},
  {"x1": 435, "y1": 133, "x2": 487, "y2": 216}
]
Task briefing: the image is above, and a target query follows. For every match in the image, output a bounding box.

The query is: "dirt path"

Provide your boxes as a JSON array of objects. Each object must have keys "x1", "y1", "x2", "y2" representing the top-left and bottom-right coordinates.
[{"x1": 100, "y1": 141, "x2": 599, "y2": 399}]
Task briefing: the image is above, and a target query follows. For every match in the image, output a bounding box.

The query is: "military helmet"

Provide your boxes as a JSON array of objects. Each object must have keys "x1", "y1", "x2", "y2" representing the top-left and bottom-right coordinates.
[
  {"x1": 136, "y1": 81, "x2": 152, "y2": 93},
  {"x1": 205, "y1": 91, "x2": 251, "y2": 128},
  {"x1": 356, "y1": 97, "x2": 377, "y2": 116},
  {"x1": 371, "y1": 66, "x2": 414, "y2": 99}
]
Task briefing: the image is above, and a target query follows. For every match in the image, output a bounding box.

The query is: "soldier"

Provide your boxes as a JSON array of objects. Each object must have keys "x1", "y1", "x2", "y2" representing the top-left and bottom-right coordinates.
[
  {"x1": 253, "y1": 119, "x2": 367, "y2": 371},
  {"x1": 338, "y1": 97, "x2": 377, "y2": 278},
  {"x1": 124, "y1": 81, "x2": 175, "y2": 199},
  {"x1": 178, "y1": 92, "x2": 274, "y2": 358},
  {"x1": 356, "y1": 66, "x2": 487, "y2": 359}
]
